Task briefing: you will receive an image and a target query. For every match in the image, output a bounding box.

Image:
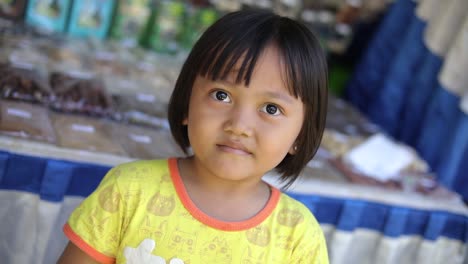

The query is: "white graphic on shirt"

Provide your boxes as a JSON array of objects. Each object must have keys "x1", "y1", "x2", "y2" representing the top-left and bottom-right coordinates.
[{"x1": 123, "y1": 238, "x2": 184, "y2": 264}]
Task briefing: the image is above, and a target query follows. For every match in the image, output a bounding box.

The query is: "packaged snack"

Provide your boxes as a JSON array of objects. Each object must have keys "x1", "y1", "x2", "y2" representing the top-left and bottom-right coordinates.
[
  {"x1": 129, "y1": 51, "x2": 180, "y2": 104},
  {"x1": 47, "y1": 40, "x2": 89, "y2": 73},
  {"x1": 8, "y1": 41, "x2": 50, "y2": 67},
  {"x1": 142, "y1": 0, "x2": 186, "y2": 54},
  {"x1": 321, "y1": 129, "x2": 365, "y2": 158},
  {"x1": 105, "y1": 121, "x2": 184, "y2": 159},
  {"x1": 109, "y1": 0, "x2": 151, "y2": 47},
  {"x1": 0, "y1": 99, "x2": 56, "y2": 143},
  {"x1": 123, "y1": 111, "x2": 169, "y2": 130},
  {"x1": 25, "y1": 0, "x2": 73, "y2": 33},
  {"x1": 67, "y1": 0, "x2": 117, "y2": 39},
  {"x1": 302, "y1": 148, "x2": 346, "y2": 182},
  {"x1": 106, "y1": 73, "x2": 169, "y2": 127},
  {"x1": 0, "y1": 62, "x2": 52, "y2": 104},
  {"x1": 49, "y1": 71, "x2": 114, "y2": 117},
  {"x1": 88, "y1": 46, "x2": 131, "y2": 77},
  {"x1": 0, "y1": 0, "x2": 27, "y2": 20},
  {"x1": 52, "y1": 113, "x2": 126, "y2": 155},
  {"x1": 113, "y1": 92, "x2": 168, "y2": 118}
]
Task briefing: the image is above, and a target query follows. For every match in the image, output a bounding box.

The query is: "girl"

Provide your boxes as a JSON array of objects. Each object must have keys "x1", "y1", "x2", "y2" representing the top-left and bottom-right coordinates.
[{"x1": 59, "y1": 9, "x2": 329, "y2": 264}]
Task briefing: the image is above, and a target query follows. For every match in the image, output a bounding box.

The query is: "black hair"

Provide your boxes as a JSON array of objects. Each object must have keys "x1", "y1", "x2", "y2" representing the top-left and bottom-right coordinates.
[{"x1": 168, "y1": 9, "x2": 328, "y2": 188}]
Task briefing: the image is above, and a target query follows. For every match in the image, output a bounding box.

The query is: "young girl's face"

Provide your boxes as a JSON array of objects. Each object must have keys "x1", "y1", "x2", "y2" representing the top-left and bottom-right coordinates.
[{"x1": 184, "y1": 44, "x2": 305, "y2": 183}]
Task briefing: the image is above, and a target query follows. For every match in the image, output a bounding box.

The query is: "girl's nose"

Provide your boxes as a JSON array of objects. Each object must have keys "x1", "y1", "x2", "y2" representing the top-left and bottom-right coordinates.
[{"x1": 223, "y1": 105, "x2": 254, "y2": 137}]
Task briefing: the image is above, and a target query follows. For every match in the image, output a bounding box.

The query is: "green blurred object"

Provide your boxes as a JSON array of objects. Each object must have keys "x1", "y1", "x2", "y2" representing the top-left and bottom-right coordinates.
[
  {"x1": 180, "y1": 6, "x2": 218, "y2": 50},
  {"x1": 109, "y1": 0, "x2": 151, "y2": 47},
  {"x1": 141, "y1": 0, "x2": 186, "y2": 54},
  {"x1": 328, "y1": 63, "x2": 352, "y2": 97}
]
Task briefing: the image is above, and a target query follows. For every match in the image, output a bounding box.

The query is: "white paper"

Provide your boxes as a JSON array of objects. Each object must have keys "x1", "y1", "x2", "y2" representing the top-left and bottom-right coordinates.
[{"x1": 343, "y1": 133, "x2": 415, "y2": 181}]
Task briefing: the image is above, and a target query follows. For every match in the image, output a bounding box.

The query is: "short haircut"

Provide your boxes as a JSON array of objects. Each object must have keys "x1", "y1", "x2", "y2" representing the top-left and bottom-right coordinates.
[{"x1": 168, "y1": 9, "x2": 328, "y2": 188}]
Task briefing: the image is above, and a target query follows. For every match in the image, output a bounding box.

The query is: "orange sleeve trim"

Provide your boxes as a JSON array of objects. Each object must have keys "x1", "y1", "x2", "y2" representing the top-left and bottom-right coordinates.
[
  {"x1": 168, "y1": 158, "x2": 280, "y2": 231},
  {"x1": 63, "y1": 223, "x2": 115, "y2": 264}
]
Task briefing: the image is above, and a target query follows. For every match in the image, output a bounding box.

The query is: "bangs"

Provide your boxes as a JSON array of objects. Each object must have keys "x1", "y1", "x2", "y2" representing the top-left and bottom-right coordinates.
[
  {"x1": 197, "y1": 31, "x2": 271, "y2": 88},
  {"x1": 191, "y1": 13, "x2": 319, "y2": 102},
  {"x1": 196, "y1": 36, "x2": 303, "y2": 100}
]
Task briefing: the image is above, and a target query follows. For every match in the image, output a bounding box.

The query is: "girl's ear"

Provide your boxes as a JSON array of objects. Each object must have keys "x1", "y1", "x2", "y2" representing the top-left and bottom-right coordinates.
[
  {"x1": 288, "y1": 144, "x2": 298, "y2": 155},
  {"x1": 182, "y1": 117, "x2": 188, "y2": 125}
]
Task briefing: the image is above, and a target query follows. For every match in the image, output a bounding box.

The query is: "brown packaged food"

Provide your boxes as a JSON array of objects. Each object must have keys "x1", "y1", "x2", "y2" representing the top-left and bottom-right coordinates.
[
  {"x1": 52, "y1": 113, "x2": 126, "y2": 155},
  {"x1": 47, "y1": 46, "x2": 88, "y2": 73},
  {"x1": 0, "y1": 100, "x2": 56, "y2": 143},
  {"x1": 105, "y1": 122, "x2": 184, "y2": 159},
  {"x1": 113, "y1": 92, "x2": 167, "y2": 117},
  {"x1": 0, "y1": 63, "x2": 52, "y2": 104},
  {"x1": 91, "y1": 50, "x2": 130, "y2": 76},
  {"x1": 0, "y1": 0, "x2": 27, "y2": 20},
  {"x1": 49, "y1": 72, "x2": 114, "y2": 117}
]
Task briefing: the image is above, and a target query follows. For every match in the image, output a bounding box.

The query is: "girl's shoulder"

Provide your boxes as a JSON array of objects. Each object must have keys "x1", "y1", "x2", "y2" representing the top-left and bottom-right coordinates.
[
  {"x1": 103, "y1": 158, "x2": 173, "y2": 186},
  {"x1": 113, "y1": 158, "x2": 169, "y2": 172},
  {"x1": 275, "y1": 192, "x2": 320, "y2": 225}
]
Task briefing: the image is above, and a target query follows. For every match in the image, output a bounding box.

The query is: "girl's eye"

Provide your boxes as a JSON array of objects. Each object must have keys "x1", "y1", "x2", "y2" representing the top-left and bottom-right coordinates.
[
  {"x1": 261, "y1": 104, "x2": 281, "y2": 116},
  {"x1": 210, "y1": 90, "x2": 231, "y2": 103}
]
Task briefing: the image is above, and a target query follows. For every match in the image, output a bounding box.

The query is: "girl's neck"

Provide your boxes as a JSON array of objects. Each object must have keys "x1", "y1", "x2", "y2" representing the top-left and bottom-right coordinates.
[
  {"x1": 178, "y1": 156, "x2": 265, "y2": 194},
  {"x1": 177, "y1": 157, "x2": 272, "y2": 222}
]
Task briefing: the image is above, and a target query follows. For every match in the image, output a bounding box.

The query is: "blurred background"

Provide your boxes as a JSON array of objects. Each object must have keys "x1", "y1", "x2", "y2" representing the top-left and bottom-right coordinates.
[{"x1": 0, "y1": 0, "x2": 467, "y2": 263}]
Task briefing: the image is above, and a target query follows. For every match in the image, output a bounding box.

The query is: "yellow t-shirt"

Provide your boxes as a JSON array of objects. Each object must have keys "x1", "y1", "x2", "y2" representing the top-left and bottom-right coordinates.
[{"x1": 64, "y1": 158, "x2": 328, "y2": 264}]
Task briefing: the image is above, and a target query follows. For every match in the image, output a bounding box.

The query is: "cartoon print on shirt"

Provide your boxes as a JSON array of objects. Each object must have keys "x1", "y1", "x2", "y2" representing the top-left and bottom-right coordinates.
[
  {"x1": 121, "y1": 189, "x2": 143, "y2": 216},
  {"x1": 168, "y1": 227, "x2": 198, "y2": 254},
  {"x1": 80, "y1": 207, "x2": 119, "y2": 252},
  {"x1": 147, "y1": 191, "x2": 176, "y2": 216},
  {"x1": 275, "y1": 233, "x2": 294, "y2": 250},
  {"x1": 124, "y1": 239, "x2": 184, "y2": 264},
  {"x1": 111, "y1": 168, "x2": 122, "y2": 177},
  {"x1": 161, "y1": 173, "x2": 172, "y2": 183},
  {"x1": 128, "y1": 168, "x2": 149, "y2": 182},
  {"x1": 246, "y1": 225, "x2": 270, "y2": 247},
  {"x1": 178, "y1": 210, "x2": 194, "y2": 221},
  {"x1": 177, "y1": 211, "x2": 206, "y2": 230},
  {"x1": 122, "y1": 189, "x2": 143, "y2": 203},
  {"x1": 295, "y1": 246, "x2": 318, "y2": 263},
  {"x1": 199, "y1": 236, "x2": 232, "y2": 262},
  {"x1": 104, "y1": 233, "x2": 120, "y2": 254},
  {"x1": 85, "y1": 207, "x2": 110, "y2": 234},
  {"x1": 277, "y1": 208, "x2": 303, "y2": 227},
  {"x1": 241, "y1": 246, "x2": 265, "y2": 264},
  {"x1": 98, "y1": 185, "x2": 122, "y2": 213},
  {"x1": 140, "y1": 216, "x2": 168, "y2": 242}
]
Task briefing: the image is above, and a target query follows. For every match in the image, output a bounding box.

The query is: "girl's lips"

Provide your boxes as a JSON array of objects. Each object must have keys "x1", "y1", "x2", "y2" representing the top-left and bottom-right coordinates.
[{"x1": 217, "y1": 143, "x2": 252, "y2": 155}]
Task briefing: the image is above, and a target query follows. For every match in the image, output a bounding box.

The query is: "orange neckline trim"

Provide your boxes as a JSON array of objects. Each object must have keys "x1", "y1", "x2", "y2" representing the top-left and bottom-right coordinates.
[
  {"x1": 63, "y1": 223, "x2": 115, "y2": 264},
  {"x1": 168, "y1": 158, "x2": 280, "y2": 231}
]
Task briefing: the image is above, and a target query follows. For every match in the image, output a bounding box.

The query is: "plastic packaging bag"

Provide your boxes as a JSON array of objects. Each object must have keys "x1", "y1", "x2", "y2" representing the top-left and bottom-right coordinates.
[
  {"x1": 105, "y1": 121, "x2": 184, "y2": 159},
  {"x1": 107, "y1": 77, "x2": 169, "y2": 128},
  {"x1": 52, "y1": 113, "x2": 126, "y2": 155},
  {"x1": 0, "y1": 100, "x2": 56, "y2": 143},
  {"x1": 0, "y1": 62, "x2": 52, "y2": 104},
  {"x1": 49, "y1": 71, "x2": 114, "y2": 117}
]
